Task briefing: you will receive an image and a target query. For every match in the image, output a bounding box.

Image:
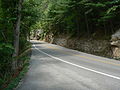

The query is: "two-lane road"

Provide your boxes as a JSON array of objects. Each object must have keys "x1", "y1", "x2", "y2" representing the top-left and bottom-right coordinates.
[{"x1": 17, "y1": 40, "x2": 120, "y2": 90}]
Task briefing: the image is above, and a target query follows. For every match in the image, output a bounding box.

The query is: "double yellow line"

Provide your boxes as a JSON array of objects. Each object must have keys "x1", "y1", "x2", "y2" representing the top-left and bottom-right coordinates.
[{"x1": 46, "y1": 46, "x2": 120, "y2": 66}]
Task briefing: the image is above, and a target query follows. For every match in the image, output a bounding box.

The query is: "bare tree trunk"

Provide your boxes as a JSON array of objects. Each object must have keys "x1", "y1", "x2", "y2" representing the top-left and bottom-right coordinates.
[
  {"x1": 85, "y1": 14, "x2": 89, "y2": 37},
  {"x1": 76, "y1": 16, "x2": 80, "y2": 37},
  {"x1": 110, "y1": 20, "x2": 114, "y2": 34},
  {"x1": 103, "y1": 22, "x2": 107, "y2": 37},
  {"x1": 12, "y1": 0, "x2": 23, "y2": 70}
]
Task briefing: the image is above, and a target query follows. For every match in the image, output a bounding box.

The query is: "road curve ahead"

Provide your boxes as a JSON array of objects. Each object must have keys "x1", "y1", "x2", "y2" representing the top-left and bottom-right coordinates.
[{"x1": 17, "y1": 40, "x2": 120, "y2": 90}]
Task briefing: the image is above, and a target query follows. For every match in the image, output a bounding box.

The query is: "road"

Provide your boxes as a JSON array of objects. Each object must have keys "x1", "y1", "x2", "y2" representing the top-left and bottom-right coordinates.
[{"x1": 17, "y1": 40, "x2": 120, "y2": 90}]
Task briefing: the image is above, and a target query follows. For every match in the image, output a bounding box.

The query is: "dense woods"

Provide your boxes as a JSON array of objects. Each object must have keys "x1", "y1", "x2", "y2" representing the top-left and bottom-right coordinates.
[
  {"x1": 33, "y1": 0, "x2": 120, "y2": 38},
  {"x1": 0, "y1": 0, "x2": 120, "y2": 89}
]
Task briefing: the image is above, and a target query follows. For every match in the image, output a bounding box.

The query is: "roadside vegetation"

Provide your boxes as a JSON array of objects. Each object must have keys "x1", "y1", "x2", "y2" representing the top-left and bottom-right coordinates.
[{"x1": 0, "y1": 0, "x2": 36, "y2": 89}]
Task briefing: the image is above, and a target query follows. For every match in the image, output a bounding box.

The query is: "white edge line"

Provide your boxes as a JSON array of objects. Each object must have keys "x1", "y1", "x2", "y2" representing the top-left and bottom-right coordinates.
[{"x1": 33, "y1": 44, "x2": 120, "y2": 80}]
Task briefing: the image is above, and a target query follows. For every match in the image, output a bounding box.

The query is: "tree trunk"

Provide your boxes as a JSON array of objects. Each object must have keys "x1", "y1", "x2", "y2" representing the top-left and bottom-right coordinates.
[
  {"x1": 103, "y1": 22, "x2": 107, "y2": 37},
  {"x1": 110, "y1": 20, "x2": 114, "y2": 34},
  {"x1": 12, "y1": 0, "x2": 23, "y2": 70},
  {"x1": 85, "y1": 14, "x2": 89, "y2": 37}
]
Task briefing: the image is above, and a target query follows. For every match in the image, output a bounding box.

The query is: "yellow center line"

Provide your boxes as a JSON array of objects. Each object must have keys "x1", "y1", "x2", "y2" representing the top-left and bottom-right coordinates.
[{"x1": 45, "y1": 46, "x2": 120, "y2": 66}]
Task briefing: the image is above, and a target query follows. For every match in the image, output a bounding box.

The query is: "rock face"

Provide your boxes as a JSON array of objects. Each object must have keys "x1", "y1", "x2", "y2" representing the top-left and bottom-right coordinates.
[
  {"x1": 30, "y1": 29, "x2": 43, "y2": 40},
  {"x1": 66, "y1": 39, "x2": 111, "y2": 58},
  {"x1": 45, "y1": 34, "x2": 112, "y2": 58},
  {"x1": 111, "y1": 29, "x2": 120, "y2": 59}
]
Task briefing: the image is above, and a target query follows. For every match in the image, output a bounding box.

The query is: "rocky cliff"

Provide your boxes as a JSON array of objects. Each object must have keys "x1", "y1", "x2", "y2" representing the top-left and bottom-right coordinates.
[
  {"x1": 44, "y1": 34, "x2": 113, "y2": 58},
  {"x1": 44, "y1": 30, "x2": 120, "y2": 59},
  {"x1": 111, "y1": 29, "x2": 120, "y2": 59}
]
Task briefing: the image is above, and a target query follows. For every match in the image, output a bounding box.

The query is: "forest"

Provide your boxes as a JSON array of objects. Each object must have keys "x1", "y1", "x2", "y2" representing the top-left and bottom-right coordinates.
[{"x1": 0, "y1": 0, "x2": 120, "y2": 89}]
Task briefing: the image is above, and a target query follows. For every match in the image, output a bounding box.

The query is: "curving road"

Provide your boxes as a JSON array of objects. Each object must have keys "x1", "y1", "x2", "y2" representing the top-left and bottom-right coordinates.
[{"x1": 17, "y1": 40, "x2": 120, "y2": 90}]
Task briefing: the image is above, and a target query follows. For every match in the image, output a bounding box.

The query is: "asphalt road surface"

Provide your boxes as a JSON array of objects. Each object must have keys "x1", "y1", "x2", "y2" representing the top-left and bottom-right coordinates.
[{"x1": 17, "y1": 40, "x2": 120, "y2": 90}]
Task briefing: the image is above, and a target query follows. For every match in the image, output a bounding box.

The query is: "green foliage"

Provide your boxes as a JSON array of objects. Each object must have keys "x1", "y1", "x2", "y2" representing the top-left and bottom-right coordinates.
[
  {"x1": 0, "y1": 43, "x2": 14, "y2": 89},
  {"x1": 6, "y1": 56, "x2": 30, "y2": 90},
  {"x1": 30, "y1": 0, "x2": 120, "y2": 37},
  {"x1": 0, "y1": 0, "x2": 32, "y2": 88}
]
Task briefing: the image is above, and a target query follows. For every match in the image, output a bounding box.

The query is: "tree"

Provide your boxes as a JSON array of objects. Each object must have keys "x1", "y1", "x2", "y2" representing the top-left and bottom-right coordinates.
[{"x1": 12, "y1": 0, "x2": 23, "y2": 70}]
